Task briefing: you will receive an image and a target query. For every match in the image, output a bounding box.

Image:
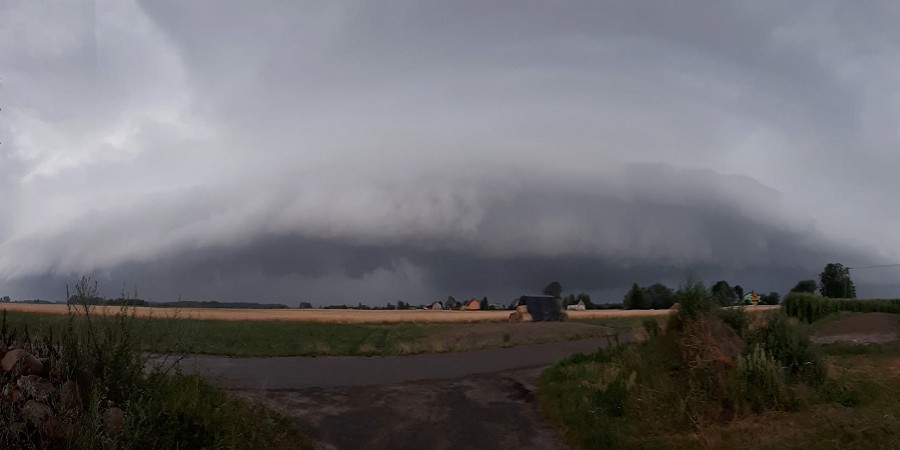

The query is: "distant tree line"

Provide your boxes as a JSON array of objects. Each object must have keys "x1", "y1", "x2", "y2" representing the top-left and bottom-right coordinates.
[
  {"x1": 621, "y1": 279, "x2": 782, "y2": 310},
  {"x1": 65, "y1": 296, "x2": 290, "y2": 309},
  {"x1": 619, "y1": 262, "x2": 859, "y2": 310}
]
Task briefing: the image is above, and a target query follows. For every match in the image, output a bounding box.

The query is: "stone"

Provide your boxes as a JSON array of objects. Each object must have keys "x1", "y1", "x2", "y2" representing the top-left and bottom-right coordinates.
[
  {"x1": 1, "y1": 349, "x2": 43, "y2": 377},
  {"x1": 23, "y1": 400, "x2": 60, "y2": 437},
  {"x1": 102, "y1": 407, "x2": 125, "y2": 435},
  {"x1": 17, "y1": 375, "x2": 56, "y2": 403},
  {"x1": 3, "y1": 384, "x2": 24, "y2": 403},
  {"x1": 7, "y1": 422, "x2": 26, "y2": 436}
]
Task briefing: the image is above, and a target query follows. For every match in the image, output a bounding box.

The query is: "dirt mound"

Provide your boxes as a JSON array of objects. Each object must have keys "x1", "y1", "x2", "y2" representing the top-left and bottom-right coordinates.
[{"x1": 811, "y1": 312, "x2": 899, "y2": 345}]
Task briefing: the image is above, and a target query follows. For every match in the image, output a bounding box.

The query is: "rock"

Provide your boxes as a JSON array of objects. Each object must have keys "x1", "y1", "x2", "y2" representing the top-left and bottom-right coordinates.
[
  {"x1": 38, "y1": 357, "x2": 50, "y2": 376},
  {"x1": 3, "y1": 384, "x2": 24, "y2": 403},
  {"x1": 59, "y1": 380, "x2": 80, "y2": 412},
  {"x1": 102, "y1": 407, "x2": 125, "y2": 435},
  {"x1": 7, "y1": 422, "x2": 26, "y2": 436},
  {"x1": 17, "y1": 375, "x2": 56, "y2": 403},
  {"x1": 23, "y1": 400, "x2": 60, "y2": 437},
  {"x1": 1, "y1": 349, "x2": 43, "y2": 377}
]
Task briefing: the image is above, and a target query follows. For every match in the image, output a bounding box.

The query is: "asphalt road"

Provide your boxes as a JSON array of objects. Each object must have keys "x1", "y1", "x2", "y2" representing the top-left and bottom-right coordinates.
[
  {"x1": 180, "y1": 336, "x2": 627, "y2": 449},
  {"x1": 180, "y1": 336, "x2": 617, "y2": 390}
]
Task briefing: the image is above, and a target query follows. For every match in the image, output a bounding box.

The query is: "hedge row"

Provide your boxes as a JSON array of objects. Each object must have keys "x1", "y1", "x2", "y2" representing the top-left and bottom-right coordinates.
[{"x1": 782, "y1": 292, "x2": 900, "y2": 323}]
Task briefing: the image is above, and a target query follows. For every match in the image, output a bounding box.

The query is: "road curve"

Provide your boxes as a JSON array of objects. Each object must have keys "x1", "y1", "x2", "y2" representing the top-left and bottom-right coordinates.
[{"x1": 180, "y1": 336, "x2": 620, "y2": 390}]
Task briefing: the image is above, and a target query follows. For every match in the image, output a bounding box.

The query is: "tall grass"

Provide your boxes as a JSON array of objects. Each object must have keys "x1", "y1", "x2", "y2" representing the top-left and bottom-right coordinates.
[
  {"x1": 540, "y1": 282, "x2": 841, "y2": 449},
  {"x1": 0, "y1": 277, "x2": 305, "y2": 449}
]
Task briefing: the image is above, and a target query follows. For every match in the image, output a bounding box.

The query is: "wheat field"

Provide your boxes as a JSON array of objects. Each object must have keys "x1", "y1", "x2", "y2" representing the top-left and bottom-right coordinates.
[{"x1": 0, "y1": 303, "x2": 779, "y2": 323}]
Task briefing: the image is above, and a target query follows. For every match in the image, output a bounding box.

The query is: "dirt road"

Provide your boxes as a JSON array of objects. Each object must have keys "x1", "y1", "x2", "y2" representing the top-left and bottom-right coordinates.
[
  {"x1": 811, "y1": 312, "x2": 900, "y2": 345},
  {"x1": 184, "y1": 336, "x2": 628, "y2": 449}
]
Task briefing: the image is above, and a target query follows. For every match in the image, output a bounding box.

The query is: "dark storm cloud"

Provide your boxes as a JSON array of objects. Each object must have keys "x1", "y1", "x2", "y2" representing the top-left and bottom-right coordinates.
[{"x1": 2, "y1": 1, "x2": 900, "y2": 302}]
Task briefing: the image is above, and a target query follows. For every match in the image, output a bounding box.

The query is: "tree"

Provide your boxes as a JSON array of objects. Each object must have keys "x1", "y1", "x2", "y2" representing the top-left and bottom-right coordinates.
[
  {"x1": 733, "y1": 285, "x2": 744, "y2": 302},
  {"x1": 710, "y1": 280, "x2": 736, "y2": 306},
  {"x1": 446, "y1": 296, "x2": 458, "y2": 310},
  {"x1": 575, "y1": 292, "x2": 593, "y2": 309},
  {"x1": 480, "y1": 297, "x2": 489, "y2": 310},
  {"x1": 542, "y1": 281, "x2": 563, "y2": 298},
  {"x1": 760, "y1": 292, "x2": 780, "y2": 305},
  {"x1": 819, "y1": 263, "x2": 856, "y2": 298},
  {"x1": 644, "y1": 283, "x2": 674, "y2": 309},
  {"x1": 623, "y1": 283, "x2": 649, "y2": 310},
  {"x1": 790, "y1": 279, "x2": 817, "y2": 294},
  {"x1": 0, "y1": 296, "x2": 10, "y2": 303}
]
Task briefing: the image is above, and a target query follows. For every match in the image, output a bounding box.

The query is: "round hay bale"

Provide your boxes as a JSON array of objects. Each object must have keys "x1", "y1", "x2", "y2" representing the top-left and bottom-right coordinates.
[
  {"x1": 516, "y1": 305, "x2": 528, "y2": 314},
  {"x1": 521, "y1": 313, "x2": 533, "y2": 322},
  {"x1": 508, "y1": 312, "x2": 520, "y2": 323}
]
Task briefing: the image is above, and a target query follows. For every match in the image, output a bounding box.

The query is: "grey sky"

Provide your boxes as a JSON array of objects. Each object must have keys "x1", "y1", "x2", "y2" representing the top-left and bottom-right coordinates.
[{"x1": 1, "y1": 1, "x2": 898, "y2": 304}]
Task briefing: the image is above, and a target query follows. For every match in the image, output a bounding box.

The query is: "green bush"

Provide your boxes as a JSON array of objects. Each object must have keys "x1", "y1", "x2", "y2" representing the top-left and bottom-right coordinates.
[
  {"x1": 736, "y1": 344, "x2": 789, "y2": 412},
  {"x1": 718, "y1": 307, "x2": 750, "y2": 337},
  {"x1": 669, "y1": 279, "x2": 715, "y2": 331},
  {"x1": 817, "y1": 380, "x2": 865, "y2": 407},
  {"x1": 542, "y1": 289, "x2": 877, "y2": 449},
  {"x1": 747, "y1": 312, "x2": 825, "y2": 385}
]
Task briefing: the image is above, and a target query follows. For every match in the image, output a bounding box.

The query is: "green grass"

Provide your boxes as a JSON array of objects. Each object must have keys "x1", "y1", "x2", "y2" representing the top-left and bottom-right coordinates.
[
  {"x1": 0, "y1": 302, "x2": 308, "y2": 449},
  {"x1": 115, "y1": 373, "x2": 309, "y2": 449},
  {"x1": 540, "y1": 310, "x2": 900, "y2": 450},
  {"x1": 0, "y1": 310, "x2": 616, "y2": 357},
  {"x1": 575, "y1": 316, "x2": 658, "y2": 332}
]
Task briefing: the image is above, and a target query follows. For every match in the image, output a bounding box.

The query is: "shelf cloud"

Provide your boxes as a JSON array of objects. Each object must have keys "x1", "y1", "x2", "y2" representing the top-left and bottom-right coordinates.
[{"x1": 2, "y1": 1, "x2": 899, "y2": 303}]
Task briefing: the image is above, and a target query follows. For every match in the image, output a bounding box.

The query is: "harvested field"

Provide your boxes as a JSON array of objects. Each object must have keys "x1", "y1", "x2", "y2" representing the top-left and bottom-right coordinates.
[
  {"x1": 0, "y1": 310, "x2": 624, "y2": 357},
  {"x1": 811, "y1": 312, "x2": 900, "y2": 345},
  {"x1": 0, "y1": 303, "x2": 779, "y2": 323}
]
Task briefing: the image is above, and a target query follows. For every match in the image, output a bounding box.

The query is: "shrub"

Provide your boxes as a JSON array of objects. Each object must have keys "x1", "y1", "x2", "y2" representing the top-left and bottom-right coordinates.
[
  {"x1": 669, "y1": 279, "x2": 715, "y2": 331},
  {"x1": 0, "y1": 277, "x2": 303, "y2": 449},
  {"x1": 747, "y1": 312, "x2": 825, "y2": 384},
  {"x1": 736, "y1": 344, "x2": 789, "y2": 412},
  {"x1": 641, "y1": 318, "x2": 661, "y2": 338},
  {"x1": 718, "y1": 307, "x2": 750, "y2": 337}
]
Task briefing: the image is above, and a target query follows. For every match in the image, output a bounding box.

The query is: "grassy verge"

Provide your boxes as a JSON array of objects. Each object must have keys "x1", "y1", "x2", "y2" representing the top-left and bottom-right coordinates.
[
  {"x1": 112, "y1": 373, "x2": 307, "y2": 449},
  {"x1": 576, "y1": 315, "x2": 665, "y2": 333},
  {"x1": 538, "y1": 282, "x2": 882, "y2": 450},
  {"x1": 540, "y1": 307, "x2": 900, "y2": 449},
  {"x1": 0, "y1": 310, "x2": 619, "y2": 356},
  {"x1": 0, "y1": 278, "x2": 308, "y2": 449}
]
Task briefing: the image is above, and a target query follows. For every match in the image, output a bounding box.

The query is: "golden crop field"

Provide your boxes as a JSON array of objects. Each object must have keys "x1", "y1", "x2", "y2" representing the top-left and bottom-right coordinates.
[{"x1": 0, "y1": 303, "x2": 780, "y2": 323}]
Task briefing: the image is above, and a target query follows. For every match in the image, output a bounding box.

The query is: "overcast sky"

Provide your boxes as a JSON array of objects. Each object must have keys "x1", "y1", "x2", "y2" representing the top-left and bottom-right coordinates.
[{"x1": 1, "y1": 1, "x2": 899, "y2": 305}]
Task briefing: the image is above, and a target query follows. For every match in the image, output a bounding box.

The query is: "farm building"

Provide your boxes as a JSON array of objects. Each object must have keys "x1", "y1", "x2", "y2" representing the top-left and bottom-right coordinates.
[
  {"x1": 425, "y1": 301, "x2": 444, "y2": 310},
  {"x1": 566, "y1": 300, "x2": 586, "y2": 311},
  {"x1": 461, "y1": 298, "x2": 481, "y2": 310},
  {"x1": 509, "y1": 295, "x2": 567, "y2": 322}
]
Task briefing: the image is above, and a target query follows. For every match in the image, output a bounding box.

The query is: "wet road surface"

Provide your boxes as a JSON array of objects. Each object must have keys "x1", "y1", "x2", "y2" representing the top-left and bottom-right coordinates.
[{"x1": 181, "y1": 336, "x2": 626, "y2": 449}]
